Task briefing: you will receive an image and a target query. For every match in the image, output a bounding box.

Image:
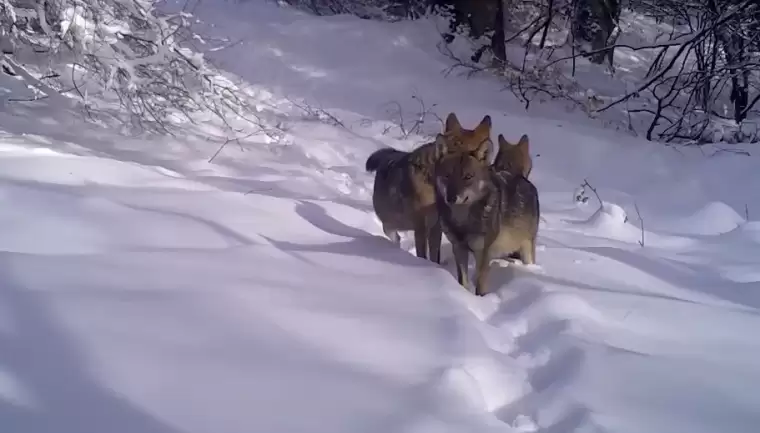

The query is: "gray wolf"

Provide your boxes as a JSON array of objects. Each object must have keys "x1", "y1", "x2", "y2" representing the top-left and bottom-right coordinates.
[
  {"x1": 433, "y1": 140, "x2": 540, "y2": 296},
  {"x1": 365, "y1": 113, "x2": 493, "y2": 263},
  {"x1": 493, "y1": 133, "x2": 532, "y2": 178},
  {"x1": 493, "y1": 133, "x2": 533, "y2": 262}
]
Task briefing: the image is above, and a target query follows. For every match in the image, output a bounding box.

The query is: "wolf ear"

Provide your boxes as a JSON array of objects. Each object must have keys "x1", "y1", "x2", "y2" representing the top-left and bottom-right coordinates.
[
  {"x1": 444, "y1": 113, "x2": 462, "y2": 132},
  {"x1": 497, "y1": 133, "x2": 509, "y2": 148},
  {"x1": 474, "y1": 115, "x2": 492, "y2": 137},
  {"x1": 516, "y1": 134, "x2": 529, "y2": 150}
]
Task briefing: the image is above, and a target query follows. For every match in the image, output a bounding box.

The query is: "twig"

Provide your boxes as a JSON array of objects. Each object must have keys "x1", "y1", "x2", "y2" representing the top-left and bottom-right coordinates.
[
  {"x1": 409, "y1": 95, "x2": 442, "y2": 136},
  {"x1": 634, "y1": 202, "x2": 645, "y2": 247},
  {"x1": 209, "y1": 137, "x2": 235, "y2": 163},
  {"x1": 593, "y1": 0, "x2": 756, "y2": 115},
  {"x1": 208, "y1": 129, "x2": 263, "y2": 162},
  {"x1": 582, "y1": 178, "x2": 604, "y2": 213},
  {"x1": 382, "y1": 94, "x2": 442, "y2": 139},
  {"x1": 385, "y1": 101, "x2": 408, "y2": 137},
  {"x1": 710, "y1": 147, "x2": 751, "y2": 157},
  {"x1": 289, "y1": 98, "x2": 346, "y2": 128}
]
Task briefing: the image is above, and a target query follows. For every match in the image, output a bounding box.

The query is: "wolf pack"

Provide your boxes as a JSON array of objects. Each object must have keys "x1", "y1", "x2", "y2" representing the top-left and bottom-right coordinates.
[{"x1": 365, "y1": 113, "x2": 538, "y2": 297}]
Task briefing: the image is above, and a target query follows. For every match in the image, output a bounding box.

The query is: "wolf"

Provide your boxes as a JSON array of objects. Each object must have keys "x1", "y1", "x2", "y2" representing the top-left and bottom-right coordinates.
[
  {"x1": 433, "y1": 139, "x2": 540, "y2": 296},
  {"x1": 365, "y1": 113, "x2": 493, "y2": 263},
  {"x1": 493, "y1": 133, "x2": 532, "y2": 178},
  {"x1": 492, "y1": 132, "x2": 533, "y2": 262}
]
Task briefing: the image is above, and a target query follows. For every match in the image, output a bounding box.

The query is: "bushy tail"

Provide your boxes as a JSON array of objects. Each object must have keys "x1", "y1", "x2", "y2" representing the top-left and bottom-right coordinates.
[{"x1": 365, "y1": 147, "x2": 406, "y2": 173}]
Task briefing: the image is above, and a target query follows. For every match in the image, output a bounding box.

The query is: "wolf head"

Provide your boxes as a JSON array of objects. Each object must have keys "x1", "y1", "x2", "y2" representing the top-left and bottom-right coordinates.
[
  {"x1": 434, "y1": 113, "x2": 493, "y2": 162},
  {"x1": 493, "y1": 133, "x2": 532, "y2": 178},
  {"x1": 433, "y1": 138, "x2": 491, "y2": 206}
]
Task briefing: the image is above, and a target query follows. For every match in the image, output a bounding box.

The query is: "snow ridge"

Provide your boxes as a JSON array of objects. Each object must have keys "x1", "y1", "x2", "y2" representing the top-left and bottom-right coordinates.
[{"x1": 1, "y1": 1, "x2": 760, "y2": 433}]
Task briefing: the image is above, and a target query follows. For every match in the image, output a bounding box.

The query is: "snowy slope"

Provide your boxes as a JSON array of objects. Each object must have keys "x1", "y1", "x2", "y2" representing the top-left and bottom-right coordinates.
[{"x1": 2, "y1": 1, "x2": 760, "y2": 433}]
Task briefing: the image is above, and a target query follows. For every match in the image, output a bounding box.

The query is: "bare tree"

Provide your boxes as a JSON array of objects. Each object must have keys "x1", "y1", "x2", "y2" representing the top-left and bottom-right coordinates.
[
  {"x1": 0, "y1": 0, "x2": 263, "y2": 135},
  {"x1": 279, "y1": 0, "x2": 431, "y2": 20},
  {"x1": 439, "y1": 0, "x2": 760, "y2": 144},
  {"x1": 592, "y1": 0, "x2": 760, "y2": 143},
  {"x1": 277, "y1": 0, "x2": 760, "y2": 145}
]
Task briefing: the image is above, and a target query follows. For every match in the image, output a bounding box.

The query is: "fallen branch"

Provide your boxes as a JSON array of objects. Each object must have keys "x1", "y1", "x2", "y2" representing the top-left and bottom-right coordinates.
[
  {"x1": 634, "y1": 202, "x2": 645, "y2": 247},
  {"x1": 710, "y1": 147, "x2": 751, "y2": 157},
  {"x1": 289, "y1": 98, "x2": 346, "y2": 128}
]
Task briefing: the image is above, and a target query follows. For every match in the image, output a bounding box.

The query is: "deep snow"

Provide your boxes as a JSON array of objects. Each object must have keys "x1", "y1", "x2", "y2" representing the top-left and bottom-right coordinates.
[{"x1": 1, "y1": 1, "x2": 760, "y2": 433}]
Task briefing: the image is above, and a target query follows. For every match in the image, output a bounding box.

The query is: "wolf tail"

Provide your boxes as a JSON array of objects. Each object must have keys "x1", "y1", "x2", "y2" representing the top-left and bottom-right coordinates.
[{"x1": 365, "y1": 147, "x2": 406, "y2": 173}]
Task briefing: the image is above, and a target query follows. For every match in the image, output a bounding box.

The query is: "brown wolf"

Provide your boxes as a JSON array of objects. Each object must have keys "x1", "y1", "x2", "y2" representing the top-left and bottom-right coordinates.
[
  {"x1": 493, "y1": 133, "x2": 532, "y2": 178},
  {"x1": 365, "y1": 113, "x2": 493, "y2": 263},
  {"x1": 433, "y1": 140, "x2": 540, "y2": 296}
]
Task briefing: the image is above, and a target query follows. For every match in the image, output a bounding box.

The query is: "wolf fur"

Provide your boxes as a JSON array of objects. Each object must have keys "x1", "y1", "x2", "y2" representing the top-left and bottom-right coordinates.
[
  {"x1": 493, "y1": 133, "x2": 532, "y2": 178},
  {"x1": 434, "y1": 142, "x2": 540, "y2": 296},
  {"x1": 365, "y1": 113, "x2": 493, "y2": 263},
  {"x1": 492, "y1": 132, "x2": 533, "y2": 262}
]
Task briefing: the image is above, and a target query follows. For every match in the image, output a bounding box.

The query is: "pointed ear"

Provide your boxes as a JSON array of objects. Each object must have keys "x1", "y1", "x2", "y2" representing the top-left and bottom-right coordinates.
[
  {"x1": 498, "y1": 133, "x2": 509, "y2": 147},
  {"x1": 474, "y1": 115, "x2": 492, "y2": 136},
  {"x1": 517, "y1": 134, "x2": 529, "y2": 150},
  {"x1": 444, "y1": 113, "x2": 461, "y2": 132}
]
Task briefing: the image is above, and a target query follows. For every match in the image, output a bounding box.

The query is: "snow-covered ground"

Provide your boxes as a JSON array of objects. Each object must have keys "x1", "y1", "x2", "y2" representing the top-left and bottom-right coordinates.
[{"x1": 2, "y1": 1, "x2": 760, "y2": 432}]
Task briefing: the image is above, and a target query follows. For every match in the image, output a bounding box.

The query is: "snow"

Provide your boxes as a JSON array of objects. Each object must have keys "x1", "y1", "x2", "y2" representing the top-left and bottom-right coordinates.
[{"x1": 2, "y1": 1, "x2": 760, "y2": 433}]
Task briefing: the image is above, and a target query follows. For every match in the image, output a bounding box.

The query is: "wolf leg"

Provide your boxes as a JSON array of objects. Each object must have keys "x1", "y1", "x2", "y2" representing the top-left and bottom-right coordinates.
[
  {"x1": 518, "y1": 238, "x2": 536, "y2": 265},
  {"x1": 452, "y1": 243, "x2": 470, "y2": 291},
  {"x1": 383, "y1": 225, "x2": 401, "y2": 246},
  {"x1": 428, "y1": 217, "x2": 442, "y2": 265},
  {"x1": 474, "y1": 246, "x2": 493, "y2": 297},
  {"x1": 413, "y1": 218, "x2": 429, "y2": 260}
]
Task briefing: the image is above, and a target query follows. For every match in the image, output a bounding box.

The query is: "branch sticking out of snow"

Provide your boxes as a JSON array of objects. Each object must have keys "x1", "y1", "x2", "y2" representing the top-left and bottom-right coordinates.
[
  {"x1": 288, "y1": 98, "x2": 346, "y2": 129},
  {"x1": 382, "y1": 94, "x2": 443, "y2": 140},
  {"x1": 581, "y1": 178, "x2": 604, "y2": 214},
  {"x1": 634, "y1": 202, "x2": 645, "y2": 247}
]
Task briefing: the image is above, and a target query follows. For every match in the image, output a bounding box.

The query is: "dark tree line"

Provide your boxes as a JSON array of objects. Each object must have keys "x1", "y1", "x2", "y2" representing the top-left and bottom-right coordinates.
[
  {"x1": 281, "y1": 0, "x2": 623, "y2": 67},
  {"x1": 283, "y1": 0, "x2": 760, "y2": 144}
]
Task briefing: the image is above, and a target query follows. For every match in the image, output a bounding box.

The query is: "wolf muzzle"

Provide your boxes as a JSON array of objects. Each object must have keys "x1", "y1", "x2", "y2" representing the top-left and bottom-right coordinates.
[{"x1": 446, "y1": 188, "x2": 459, "y2": 204}]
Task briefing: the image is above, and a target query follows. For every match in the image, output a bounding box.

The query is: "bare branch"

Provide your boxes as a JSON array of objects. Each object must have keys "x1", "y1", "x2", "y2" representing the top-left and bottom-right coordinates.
[
  {"x1": 634, "y1": 202, "x2": 644, "y2": 247},
  {"x1": 582, "y1": 178, "x2": 604, "y2": 214}
]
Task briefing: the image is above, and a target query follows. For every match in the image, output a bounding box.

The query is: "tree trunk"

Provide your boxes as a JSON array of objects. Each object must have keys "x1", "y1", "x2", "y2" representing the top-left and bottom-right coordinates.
[
  {"x1": 436, "y1": 0, "x2": 505, "y2": 63},
  {"x1": 491, "y1": 0, "x2": 506, "y2": 63},
  {"x1": 572, "y1": 0, "x2": 621, "y2": 67}
]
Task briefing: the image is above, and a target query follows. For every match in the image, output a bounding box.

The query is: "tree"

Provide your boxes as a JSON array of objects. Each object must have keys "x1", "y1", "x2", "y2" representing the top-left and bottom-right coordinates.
[
  {"x1": 0, "y1": 0, "x2": 253, "y2": 133},
  {"x1": 595, "y1": 0, "x2": 760, "y2": 142},
  {"x1": 571, "y1": 0, "x2": 621, "y2": 67},
  {"x1": 434, "y1": 0, "x2": 507, "y2": 63}
]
